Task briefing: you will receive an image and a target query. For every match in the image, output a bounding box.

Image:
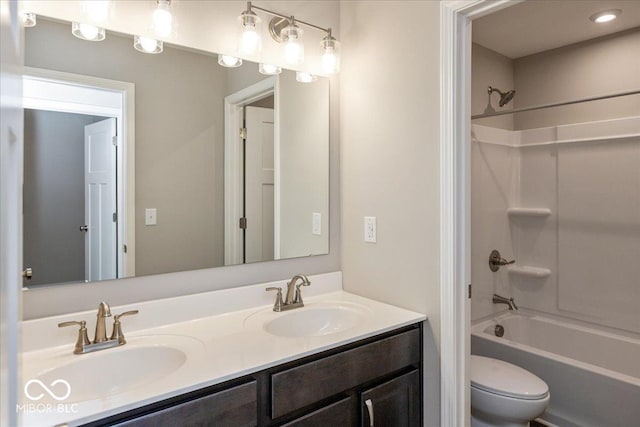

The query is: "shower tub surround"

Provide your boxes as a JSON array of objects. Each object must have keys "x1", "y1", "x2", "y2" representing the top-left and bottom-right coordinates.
[
  {"x1": 471, "y1": 116, "x2": 640, "y2": 425},
  {"x1": 472, "y1": 311, "x2": 640, "y2": 427},
  {"x1": 19, "y1": 272, "x2": 426, "y2": 426}
]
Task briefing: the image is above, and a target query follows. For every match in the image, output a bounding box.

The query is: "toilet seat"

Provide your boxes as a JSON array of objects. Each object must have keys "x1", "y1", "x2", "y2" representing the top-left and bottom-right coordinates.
[{"x1": 471, "y1": 355, "x2": 548, "y2": 400}]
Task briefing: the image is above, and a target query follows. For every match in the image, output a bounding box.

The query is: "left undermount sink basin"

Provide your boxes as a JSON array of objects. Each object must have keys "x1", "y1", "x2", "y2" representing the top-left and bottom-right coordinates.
[
  {"x1": 245, "y1": 301, "x2": 372, "y2": 338},
  {"x1": 22, "y1": 335, "x2": 204, "y2": 403}
]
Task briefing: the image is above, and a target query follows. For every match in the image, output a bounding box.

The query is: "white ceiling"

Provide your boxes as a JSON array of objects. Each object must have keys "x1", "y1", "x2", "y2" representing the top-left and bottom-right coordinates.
[{"x1": 472, "y1": 0, "x2": 640, "y2": 59}]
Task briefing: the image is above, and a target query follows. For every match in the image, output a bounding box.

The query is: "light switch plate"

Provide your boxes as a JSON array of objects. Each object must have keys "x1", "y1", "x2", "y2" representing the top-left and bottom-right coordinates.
[
  {"x1": 312, "y1": 212, "x2": 322, "y2": 235},
  {"x1": 145, "y1": 208, "x2": 157, "y2": 226},
  {"x1": 364, "y1": 216, "x2": 376, "y2": 243}
]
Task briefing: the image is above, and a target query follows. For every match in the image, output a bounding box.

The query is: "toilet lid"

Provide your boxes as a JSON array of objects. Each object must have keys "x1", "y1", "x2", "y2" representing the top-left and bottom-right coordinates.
[{"x1": 470, "y1": 355, "x2": 548, "y2": 400}]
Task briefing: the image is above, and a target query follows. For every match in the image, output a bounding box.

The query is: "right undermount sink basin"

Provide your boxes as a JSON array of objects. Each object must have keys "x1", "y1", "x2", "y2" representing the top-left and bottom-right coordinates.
[{"x1": 246, "y1": 302, "x2": 372, "y2": 338}]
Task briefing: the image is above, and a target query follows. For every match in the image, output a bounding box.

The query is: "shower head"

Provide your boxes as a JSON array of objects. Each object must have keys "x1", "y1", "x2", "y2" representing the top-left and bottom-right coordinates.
[{"x1": 488, "y1": 86, "x2": 516, "y2": 107}]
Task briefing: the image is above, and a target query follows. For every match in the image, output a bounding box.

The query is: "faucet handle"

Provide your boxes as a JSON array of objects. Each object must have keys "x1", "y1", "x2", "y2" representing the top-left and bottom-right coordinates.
[
  {"x1": 58, "y1": 320, "x2": 91, "y2": 354},
  {"x1": 110, "y1": 310, "x2": 139, "y2": 345},
  {"x1": 266, "y1": 287, "x2": 284, "y2": 312}
]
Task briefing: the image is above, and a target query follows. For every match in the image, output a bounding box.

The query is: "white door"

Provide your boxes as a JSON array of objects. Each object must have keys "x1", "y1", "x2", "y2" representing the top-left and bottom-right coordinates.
[
  {"x1": 84, "y1": 118, "x2": 117, "y2": 281},
  {"x1": 244, "y1": 106, "x2": 275, "y2": 263}
]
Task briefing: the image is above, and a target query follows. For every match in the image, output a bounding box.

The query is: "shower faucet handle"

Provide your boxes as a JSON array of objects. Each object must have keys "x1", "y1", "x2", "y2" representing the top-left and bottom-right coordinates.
[{"x1": 489, "y1": 249, "x2": 515, "y2": 272}]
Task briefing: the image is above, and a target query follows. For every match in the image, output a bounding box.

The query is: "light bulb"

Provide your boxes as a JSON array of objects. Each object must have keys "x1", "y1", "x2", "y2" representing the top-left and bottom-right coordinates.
[
  {"x1": 79, "y1": 23, "x2": 99, "y2": 39},
  {"x1": 296, "y1": 72, "x2": 317, "y2": 83},
  {"x1": 84, "y1": 0, "x2": 110, "y2": 23},
  {"x1": 134, "y1": 35, "x2": 163, "y2": 54},
  {"x1": 218, "y1": 54, "x2": 243, "y2": 68},
  {"x1": 240, "y1": 27, "x2": 261, "y2": 55},
  {"x1": 72, "y1": 22, "x2": 106, "y2": 41},
  {"x1": 321, "y1": 35, "x2": 340, "y2": 74},
  {"x1": 21, "y1": 11, "x2": 36, "y2": 27},
  {"x1": 590, "y1": 9, "x2": 621, "y2": 23},
  {"x1": 153, "y1": 0, "x2": 173, "y2": 38},
  {"x1": 238, "y1": 10, "x2": 261, "y2": 55},
  {"x1": 281, "y1": 22, "x2": 304, "y2": 65},
  {"x1": 259, "y1": 63, "x2": 282, "y2": 75}
]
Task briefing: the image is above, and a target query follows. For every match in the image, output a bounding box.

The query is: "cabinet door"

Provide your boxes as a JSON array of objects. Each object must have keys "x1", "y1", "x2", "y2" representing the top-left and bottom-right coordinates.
[{"x1": 360, "y1": 370, "x2": 420, "y2": 427}]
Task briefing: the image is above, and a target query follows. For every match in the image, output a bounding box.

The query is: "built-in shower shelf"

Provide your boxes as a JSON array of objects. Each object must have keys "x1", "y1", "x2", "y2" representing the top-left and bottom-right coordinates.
[
  {"x1": 507, "y1": 207, "x2": 552, "y2": 218},
  {"x1": 508, "y1": 265, "x2": 551, "y2": 278}
]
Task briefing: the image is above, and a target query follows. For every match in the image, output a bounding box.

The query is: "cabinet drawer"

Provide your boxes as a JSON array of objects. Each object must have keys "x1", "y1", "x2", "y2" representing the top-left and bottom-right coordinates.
[
  {"x1": 272, "y1": 329, "x2": 420, "y2": 418},
  {"x1": 113, "y1": 381, "x2": 257, "y2": 427},
  {"x1": 282, "y1": 397, "x2": 352, "y2": 427}
]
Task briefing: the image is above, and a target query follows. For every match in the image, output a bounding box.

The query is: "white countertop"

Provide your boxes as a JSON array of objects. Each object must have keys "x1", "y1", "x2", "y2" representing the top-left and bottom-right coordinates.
[{"x1": 19, "y1": 273, "x2": 425, "y2": 426}]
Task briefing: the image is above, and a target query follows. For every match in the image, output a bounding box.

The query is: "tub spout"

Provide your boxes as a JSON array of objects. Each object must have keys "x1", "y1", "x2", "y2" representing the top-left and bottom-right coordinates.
[{"x1": 493, "y1": 294, "x2": 518, "y2": 310}]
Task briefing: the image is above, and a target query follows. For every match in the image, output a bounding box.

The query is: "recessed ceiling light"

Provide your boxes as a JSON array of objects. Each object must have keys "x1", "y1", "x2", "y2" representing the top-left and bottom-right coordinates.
[{"x1": 589, "y1": 9, "x2": 622, "y2": 24}]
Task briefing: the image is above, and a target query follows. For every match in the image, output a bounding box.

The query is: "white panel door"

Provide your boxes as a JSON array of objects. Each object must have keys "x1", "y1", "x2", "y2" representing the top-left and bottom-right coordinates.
[
  {"x1": 84, "y1": 118, "x2": 117, "y2": 281},
  {"x1": 245, "y1": 106, "x2": 275, "y2": 263}
]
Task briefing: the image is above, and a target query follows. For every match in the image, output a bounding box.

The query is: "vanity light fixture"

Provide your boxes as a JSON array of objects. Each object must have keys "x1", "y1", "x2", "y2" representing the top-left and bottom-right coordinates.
[
  {"x1": 238, "y1": 2, "x2": 340, "y2": 72},
  {"x1": 72, "y1": 22, "x2": 106, "y2": 41},
  {"x1": 259, "y1": 63, "x2": 282, "y2": 75},
  {"x1": 238, "y1": 2, "x2": 262, "y2": 55},
  {"x1": 21, "y1": 11, "x2": 36, "y2": 27},
  {"x1": 589, "y1": 9, "x2": 621, "y2": 23},
  {"x1": 218, "y1": 54, "x2": 243, "y2": 68},
  {"x1": 134, "y1": 35, "x2": 163, "y2": 54},
  {"x1": 296, "y1": 72, "x2": 317, "y2": 83},
  {"x1": 83, "y1": 0, "x2": 111, "y2": 23},
  {"x1": 321, "y1": 31, "x2": 340, "y2": 74},
  {"x1": 153, "y1": 0, "x2": 174, "y2": 38},
  {"x1": 281, "y1": 19, "x2": 304, "y2": 65}
]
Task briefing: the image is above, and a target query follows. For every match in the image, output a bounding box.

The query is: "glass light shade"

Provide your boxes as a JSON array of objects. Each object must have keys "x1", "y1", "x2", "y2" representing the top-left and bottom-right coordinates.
[
  {"x1": 218, "y1": 54, "x2": 243, "y2": 68},
  {"x1": 22, "y1": 11, "x2": 36, "y2": 27},
  {"x1": 83, "y1": 0, "x2": 110, "y2": 23},
  {"x1": 281, "y1": 23, "x2": 304, "y2": 65},
  {"x1": 238, "y1": 11, "x2": 262, "y2": 55},
  {"x1": 296, "y1": 72, "x2": 317, "y2": 83},
  {"x1": 152, "y1": 0, "x2": 173, "y2": 38},
  {"x1": 259, "y1": 63, "x2": 282, "y2": 75},
  {"x1": 321, "y1": 36, "x2": 340, "y2": 74},
  {"x1": 134, "y1": 35, "x2": 163, "y2": 54},
  {"x1": 72, "y1": 22, "x2": 106, "y2": 41}
]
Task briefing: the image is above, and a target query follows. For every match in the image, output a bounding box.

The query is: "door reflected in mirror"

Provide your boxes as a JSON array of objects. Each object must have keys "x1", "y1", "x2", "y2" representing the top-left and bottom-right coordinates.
[{"x1": 23, "y1": 18, "x2": 329, "y2": 287}]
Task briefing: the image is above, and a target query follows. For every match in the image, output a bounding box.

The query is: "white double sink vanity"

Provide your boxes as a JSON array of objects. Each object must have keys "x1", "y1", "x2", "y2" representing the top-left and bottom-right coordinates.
[{"x1": 21, "y1": 272, "x2": 426, "y2": 426}]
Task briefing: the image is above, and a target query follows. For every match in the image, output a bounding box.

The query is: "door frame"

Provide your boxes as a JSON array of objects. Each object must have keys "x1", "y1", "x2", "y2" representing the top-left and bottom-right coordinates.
[
  {"x1": 22, "y1": 67, "x2": 135, "y2": 279},
  {"x1": 224, "y1": 77, "x2": 277, "y2": 265},
  {"x1": 439, "y1": 1, "x2": 521, "y2": 425}
]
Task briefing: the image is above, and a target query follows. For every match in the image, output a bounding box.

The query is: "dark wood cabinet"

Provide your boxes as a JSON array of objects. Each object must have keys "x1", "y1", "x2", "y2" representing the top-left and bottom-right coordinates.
[
  {"x1": 84, "y1": 324, "x2": 423, "y2": 427},
  {"x1": 361, "y1": 370, "x2": 421, "y2": 427},
  {"x1": 112, "y1": 381, "x2": 257, "y2": 427}
]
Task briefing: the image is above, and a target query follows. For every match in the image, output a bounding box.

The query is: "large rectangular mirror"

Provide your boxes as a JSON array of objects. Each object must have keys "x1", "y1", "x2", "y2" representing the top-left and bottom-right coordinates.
[{"x1": 23, "y1": 18, "x2": 329, "y2": 287}]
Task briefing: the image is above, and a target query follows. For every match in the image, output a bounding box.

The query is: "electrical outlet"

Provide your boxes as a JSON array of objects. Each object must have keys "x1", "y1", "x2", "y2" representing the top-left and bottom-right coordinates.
[
  {"x1": 364, "y1": 216, "x2": 376, "y2": 243},
  {"x1": 145, "y1": 208, "x2": 157, "y2": 226},
  {"x1": 312, "y1": 212, "x2": 322, "y2": 235}
]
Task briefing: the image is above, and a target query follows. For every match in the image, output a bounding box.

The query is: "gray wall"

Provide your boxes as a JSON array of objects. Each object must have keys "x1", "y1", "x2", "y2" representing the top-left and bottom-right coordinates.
[
  {"x1": 339, "y1": 2, "x2": 441, "y2": 425},
  {"x1": 514, "y1": 28, "x2": 640, "y2": 130},
  {"x1": 25, "y1": 19, "x2": 226, "y2": 276},
  {"x1": 471, "y1": 43, "x2": 515, "y2": 130},
  {"x1": 23, "y1": 109, "x2": 103, "y2": 286}
]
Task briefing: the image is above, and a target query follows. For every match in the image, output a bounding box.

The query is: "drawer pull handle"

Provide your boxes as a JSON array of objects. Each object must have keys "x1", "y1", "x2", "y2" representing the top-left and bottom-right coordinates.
[{"x1": 365, "y1": 398, "x2": 374, "y2": 426}]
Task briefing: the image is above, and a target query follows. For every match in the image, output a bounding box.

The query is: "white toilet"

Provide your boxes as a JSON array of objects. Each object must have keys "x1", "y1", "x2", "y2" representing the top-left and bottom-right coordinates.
[{"x1": 470, "y1": 355, "x2": 550, "y2": 427}]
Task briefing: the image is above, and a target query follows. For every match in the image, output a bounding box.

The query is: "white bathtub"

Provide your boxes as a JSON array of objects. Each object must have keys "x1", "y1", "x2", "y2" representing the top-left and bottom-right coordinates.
[{"x1": 472, "y1": 311, "x2": 640, "y2": 427}]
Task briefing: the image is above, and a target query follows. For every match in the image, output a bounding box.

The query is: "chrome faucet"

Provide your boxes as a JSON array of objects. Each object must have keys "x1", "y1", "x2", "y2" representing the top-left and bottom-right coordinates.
[
  {"x1": 493, "y1": 294, "x2": 518, "y2": 310},
  {"x1": 266, "y1": 274, "x2": 312, "y2": 312},
  {"x1": 58, "y1": 302, "x2": 138, "y2": 354}
]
